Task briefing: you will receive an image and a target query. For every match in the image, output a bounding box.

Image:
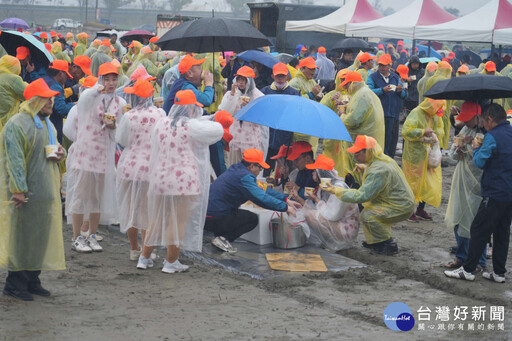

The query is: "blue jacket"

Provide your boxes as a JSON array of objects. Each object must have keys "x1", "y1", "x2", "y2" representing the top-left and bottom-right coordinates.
[
  {"x1": 43, "y1": 76, "x2": 74, "y2": 143},
  {"x1": 163, "y1": 76, "x2": 214, "y2": 114},
  {"x1": 260, "y1": 83, "x2": 300, "y2": 149},
  {"x1": 367, "y1": 71, "x2": 407, "y2": 119},
  {"x1": 207, "y1": 162, "x2": 288, "y2": 218},
  {"x1": 21, "y1": 62, "x2": 46, "y2": 83},
  {"x1": 473, "y1": 121, "x2": 512, "y2": 201}
]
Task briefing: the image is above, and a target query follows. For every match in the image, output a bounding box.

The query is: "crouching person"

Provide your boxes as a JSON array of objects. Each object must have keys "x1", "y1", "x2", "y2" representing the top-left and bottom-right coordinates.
[{"x1": 324, "y1": 135, "x2": 415, "y2": 255}]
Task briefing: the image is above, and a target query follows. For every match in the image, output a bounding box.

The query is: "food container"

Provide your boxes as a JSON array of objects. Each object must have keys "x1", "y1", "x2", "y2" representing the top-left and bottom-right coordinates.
[
  {"x1": 337, "y1": 104, "x2": 346, "y2": 115},
  {"x1": 320, "y1": 178, "x2": 332, "y2": 188},
  {"x1": 304, "y1": 187, "x2": 315, "y2": 197},
  {"x1": 45, "y1": 144, "x2": 59, "y2": 159},
  {"x1": 410, "y1": 75, "x2": 416, "y2": 81},
  {"x1": 403, "y1": 82, "x2": 408, "y2": 90},
  {"x1": 104, "y1": 113, "x2": 116, "y2": 125},
  {"x1": 271, "y1": 218, "x2": 307, "y2": 249},
  {"x1": 122, "y1": 104, "x2": 132, "y2": 113},
  {"x1": 340, "y1": 94, "x2": 350, "y2": 104},
  {"x1": 454, "y1": 135, "x2": 465, "y2": 147},
  {"x1": 240, "y1": 95, "x2": 250, "y2": 106},
  {"x1": 154, "y1": 97, "x2": 164, "y2": 108},
  {"x1": 389, "y1": 84, "x2": 396, "y2": 91},
  {"x1": 474, "y1": 133, "x2": 485, "y2": 147}
]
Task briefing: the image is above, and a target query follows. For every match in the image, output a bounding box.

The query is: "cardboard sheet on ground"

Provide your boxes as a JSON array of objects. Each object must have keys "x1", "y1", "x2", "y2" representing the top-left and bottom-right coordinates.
[{"x1": 265, "y1": 253, "x2": 328, "y2": 272}]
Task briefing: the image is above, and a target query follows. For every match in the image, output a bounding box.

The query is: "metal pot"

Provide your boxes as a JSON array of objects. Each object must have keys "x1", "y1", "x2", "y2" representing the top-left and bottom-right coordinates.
[{"x1": 271, "y1": 218, "x2": 307, "y2": 249}]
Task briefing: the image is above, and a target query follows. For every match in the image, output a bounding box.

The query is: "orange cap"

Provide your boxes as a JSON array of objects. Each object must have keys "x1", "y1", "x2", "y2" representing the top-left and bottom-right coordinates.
[
  {"x1": 457, "y1": 102, "x2": 481, "y2": 122},
  {"x1": 272, "y1": 62, "x2": 289, "y2": 76},
  {"x1": 357, "y1": 52, "x2": 376, "y2": 64},
  {"x1": 448, "y1": 52, "x2": 456, "y2": 59},
  {"x1": 337, "y1": 68, "x2": 349, "y2": 80},
  {"x1": 149, "y1": 36, "x2": 159, "y2": 43},
  {"x1": 128, "y1": 41, "x2": 136, "y2": 48},
  {"x1": 286, "y1": 141, "x2": 312, "y2": 160},
  {"x1": 396, "y1": 64, "x2": 409, "y2": 79},
  {"x1": 72, "y1": 42, "x2": 78, "y2": 47},
  {"x1": 174, "y1": 89, "x2": 203, "y2": 107},
  {"x1": 44, "y1": 43, "x2": 52, "y2": 53},
  {"x1": 426, "y1": 61, "x2": 438, "y2": 73},
  {"x1": 222, "y1": 128, "x2": 233, "y2": 144},
  {"x1": 101, "y1": 39, "x2": 111, "y2": 47},
  {"x1": 111, "y1": 59, "x2": 122, "y2": 68},
  {"x1": 73, "y1": 55, "x2": 92, "y2": 76},
  {"x1": 442, "y1": 57, "x2": 451, "y2": 63},
  {"x1": 270, "y1": 145, "x2": 291, "y2": 159},
  {"x1": 49, "y1": 59, "x2": 72, "y2": 78},
  {"x1": 141, "y1": 46, "x2": 154, "y2": 54},
  {"x1": 318, "y1": 46, "x2": 326, "y2": 54},
  {"x1": 98, "y1": 62, "x2": 119, "y2": 76},
  {"x1": 235, "y1": 65, "x2": 256, "y2": 78},
  {"x1": 485, "y1": 61, "x2": 496, "y2": 72},
  {"x1": 16, "y1": 46, "x2": 30, "y2": 60},
  {"x1": 93, "y1": 39, "x2": 101, "y2": 46},
  {"x1": 243, "y1": 148, "x2": 270, "y2": 169},
  {"x1": 110, "y1": 45, "x2": 117, "y2": 52},
  {"x1": 39, "y1": 32, "x2": 49, "y2": 39},
  {"x1": 130, "y1": 67, "x2": 156, "y2": 81},
  {"x1": 305, "y1": 154, "x2": 335, "y2": 171},
  {"x1": 214, "y1": 110, "x2": 234, "y2": 129},
  {"x1": 77, "y1": 32, "x2": 90, "y2": 39},
  {"x1": 124, "y1": 79, "x2": 155, "y2": 98},
  {"x1": 340, "y1": 71, "x2": 363, "y2": 87},
  {"x1": 346, "y1": 135, "x2": 376, "y2": 153},
  {"x1": 65, "y1": 32, "x2": 74, "y2": 38},
  {"x1": 81, "y1": 76, "x2": 98, "y2": 88},
  {"x1": 457, "y1": 65, "x2": 469, "y2": 74},
  {"x1": 23, "y1": 78, "x2": 60, "y2": 100},
  {"x1": 301, "y1": 46, "x2": 308, "y2": 52},
  {"x1": 397, "y1": 40, "x2": 404, "y2": 46},
  {"x1": 378, "y1": 54, "x2": 392, "y2": 65},
  {"x1": 507, "y1": 109, "x2": 512, "y2": 116},
  {"x1": 297, "y1": 57, "x2": 318, "y2": 69},
  {"x1": 50, "y1": 31, "x2": 57, "y2": 38},
  {"x1": 178, "y1": 54, "x2": 206, "y2": 74},
  {"x1": 438, "y1": 61, "x2": 452, "y2": 69}
]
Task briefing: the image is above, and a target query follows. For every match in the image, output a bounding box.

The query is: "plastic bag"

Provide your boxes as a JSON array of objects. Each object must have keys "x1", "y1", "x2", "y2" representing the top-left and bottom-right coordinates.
[{"x1": 426, "y1": 133, "x2": 441, "y2": 169}]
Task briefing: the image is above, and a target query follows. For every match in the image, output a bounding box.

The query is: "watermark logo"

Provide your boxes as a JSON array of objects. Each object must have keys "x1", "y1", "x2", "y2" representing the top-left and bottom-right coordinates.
[{"x1": 384, "y1": 302, "x2": 415, "y2": 331}]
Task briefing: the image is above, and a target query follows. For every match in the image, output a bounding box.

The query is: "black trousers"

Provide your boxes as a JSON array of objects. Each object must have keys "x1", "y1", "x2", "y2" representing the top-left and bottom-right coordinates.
[
  {"x1": 4, "y1": 270, "x2": 41, "y2": 292},
  {"x1": 205, "y1": 209, "x2": 259, "y2": 242},
  {"x1": 263, "y1": 147, "x2": 279, "y2": 177},
  {"x1": 384, "y1": 116, "x2": 399, "y2": 158},
  {"x1": 463, "y1": 197, "x2": 512, "y2": 275}
]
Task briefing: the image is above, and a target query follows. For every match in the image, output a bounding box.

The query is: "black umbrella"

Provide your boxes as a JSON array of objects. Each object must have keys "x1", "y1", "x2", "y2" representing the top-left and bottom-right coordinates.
[
  {"x1": 454, "y1": 50, "x2": 482, "y2": 68},
  {"x1": 424, "y1": 74, "x2": 512, "y2": 101},
  {"x1": 156, "y1": 17, "x2": 271, "y2": 53},
  {"x1": 332, "y1": 38, "x2": 373, "y2": 52}
]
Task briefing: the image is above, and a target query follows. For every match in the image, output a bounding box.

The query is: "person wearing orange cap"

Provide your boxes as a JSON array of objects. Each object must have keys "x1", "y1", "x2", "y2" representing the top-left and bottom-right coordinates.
[
  {"x1": 0, "y1": 78, "x2": 65, "y2": 300},
  {"x1": 74, "y1": 32, "x2": 90, "y2": 57},
  {"x1": 64, "y1": 55, "x2": 92, "y2": 103},
  {"x1": 315, "y1": 46, "x2": 335, "y2": 86},
  {"x1": 444, "y1": 101, "x2": 488, "y2": 271},
  {"x1": 90, "y1": 42, "x2": 113, "y2": 77},
  {"x1": 289, "y1": 56, "x2": 323, "y2": 101},
  {"x1": 16, "y1": 46, "x2": 46, "y2": 83},
  {"x1": 66, "y1": 62, "x2": 127, "y2": 253},
  {"x1": 402, "y1": 98, "x2": 445, "y2": 222},
  {"x1": 126, "y1": 46, "x2": 158, "y2": 79},
  {"x1": 368, "y1": 53, "x2": 408, "y2": 157},
  {"x1": 43, "y1": 60, "x2": 75, "y2": 143},
  {"x1": 417, "y1": 61, "x2": 438, "y2": 103},
  {"x1": 39, "y1": 32, "x2": 49, "y2": 44},
  {"x1": 219, "y1": 65, "x2": 267, "y2": 166},
  {"x1": 323, "y1": 135, "x2": 414, "y2": 255},
  {"x1": 205, "y1": 148, "x2": 302, "y2": 252},
  {"x1": 50, "y1": 41, "x2": 71, "y2": 63},
  {"x1": 121, "y1": 40, "x2": 142, "y2": 73},
  {"x1": 425, "y1": 61, "x2": 452, "y2": 149},
  {"x1": 403, "y1": 55, "x2": 424, "y2": 117},
  {"x1": 267, "y1": 145, "x2": 298, "y2": 191},
  {"x1": 0, "y1": 55, "x2": 28, "y2": 129},
  {"x1": 140, "y1": 90, "x2": 223, "y2": 270},
  {"x1": 114, "y1": 79, "x2": 165, "y2": 261},
  {"x1": 356, "y1": 52, "x2": 376, "y2": 82},
  {"x1": 284, "y1": 141, "x2": 318, "y2": 200},
  {"x1": 386, "y1": 43, "x2": 399, "y2": 61}
]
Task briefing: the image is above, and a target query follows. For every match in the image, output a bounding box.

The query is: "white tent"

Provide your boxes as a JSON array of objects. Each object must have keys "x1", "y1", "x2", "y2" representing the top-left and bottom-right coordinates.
[
  {"x1": 285, "y1": 0, "x2": 382, "y2": 35},
  {"x1": 345, "y1": 0, "x2": 456, "y2": 39},
  {"x1": 494, "y1": 28, "x2": 512, "y2": 45},
  {"x1": 415, "y1": 0, "x2": 512, "y2": 43}
]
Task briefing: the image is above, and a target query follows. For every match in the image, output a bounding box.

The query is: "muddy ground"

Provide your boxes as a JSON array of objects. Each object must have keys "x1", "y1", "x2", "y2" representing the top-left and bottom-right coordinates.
[{"x1": 1, "y1": 160, "x2": 512, "y2": 340}]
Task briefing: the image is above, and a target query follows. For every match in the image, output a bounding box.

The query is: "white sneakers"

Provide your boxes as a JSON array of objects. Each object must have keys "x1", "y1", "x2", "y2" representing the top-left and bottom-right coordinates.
[
  {"x1": 482, "y1": 271, "x2": 506, "y2": 283},
  {"x1": 87, "y1": 234, "x2": 103, "y2": 252},
  {"x1": 162, "y1": 259, "x2": 189, "y2": 274},
  {"x1": 444, "y1": 266, "x2": 475, "y2": 281},
  {"x1": 212, "y1": 236, "x2": 237, "y2": 253},
  {"x1": 72, "y1": 236, "x2": 92, "y2": 253},
  {"x1": 136, "y1": 256, "x2": 154, "y2": 269},
  {"x1": 130, "y1": 248, "x2": 142, "y2": 261}
]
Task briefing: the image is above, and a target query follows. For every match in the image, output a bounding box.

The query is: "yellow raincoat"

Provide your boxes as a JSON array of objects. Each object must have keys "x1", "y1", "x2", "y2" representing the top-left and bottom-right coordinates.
[
  {"x1": 51, "y1": 42, "x2": 71, "y2": 62},
  {"x1": 121, "y1": 41, "x2": 142, "y2": 73},
  {"x1": 502, "y1": 65, "x2": 512, "y2": 111},
  {"x1": 334, "y1": 136, "x2": 414, "y2": 244},
  {"x1": 0, "y1": 56, "x2": 27, "y2": 129},
  {"x1": 90, "y1": 45, "x2": 113, "y2": 77},
  {"x1": 425, "y1": 62, "x2": 452, "y2": 149},
  {"x1": 126, "y1": 49, "x2": 160, "y2": 78},
  {"x1": 74, "y1": 33, "x2": 88, "y2": 57},
  {"x1": 0, "y1": 96, "x2": 65, "y2": 271},
  {"x1": 201, "y1": 52, "x2": 224, "y2": 114},
  {"x1": 402, "y1": 98, "x2": 445, "y2": 207}
]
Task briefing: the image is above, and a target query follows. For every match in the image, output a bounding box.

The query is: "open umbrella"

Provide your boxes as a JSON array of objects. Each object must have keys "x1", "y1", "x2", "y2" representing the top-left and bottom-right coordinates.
[
  {"x1": 237, "y1": 50, "x2": 279, "y2": 69},
  {"x1": 0, "y1": 18, "x2": 29, "y2": 30},
  {"x1": 332, "y1": 38, "x2": 373, "y2": 52},
  {"x1": 120, "y1": 29, "x2": 154, "y2": 43},
  {"x1": 0, "y1": 30, "x2": 53, "y2": 66},
  {"x1": 424, "y1": 74, "x2": 512, "y2": 101},
  {"x1": 276, "y1": 53, "x2": 294, "y2": 64},
  {"x1": 156, "y1": 17, "x2": 271, "y2": 53},
  {"x1": 235, "y1": 95, "x2": 352, "y2": 141}
]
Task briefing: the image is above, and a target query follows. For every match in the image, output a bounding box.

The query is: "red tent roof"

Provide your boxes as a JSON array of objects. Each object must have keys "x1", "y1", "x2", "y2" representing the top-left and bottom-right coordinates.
[
  {"x1": 495, "y1": 0, "x2": 512, "y2": 29},
  {"x1": 417, "y1": 0, "x2": 457, "y2": 26},
  {"x1": 349, "y1": 0, "x2": 383, "y2": 24}
]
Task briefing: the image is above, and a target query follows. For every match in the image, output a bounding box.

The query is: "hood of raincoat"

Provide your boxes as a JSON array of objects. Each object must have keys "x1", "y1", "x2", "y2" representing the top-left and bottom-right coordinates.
[
  {"x1": 169, "y1": 102, "x2": 203, "y2": 127},
  {"x1": 360, "y1": 135, "x2": 391, "y2": 165},
  {"x1": 348, "y1": 51, "x2": 363, "y2": 71},
  {"x1": 315, "y1": 52, "x2": 335, "y2": 80},
  {"x1": 19, "y1": 96, "x2": 54, "y2": 118},
  {"x1": 418, "y1": 98, "x2": 446, "y2": 117},
  {"x1": 129, "y1": 41, "x2": 143, "y2": 56},
  {"x1": 51, "y1": 42, "x2": 63, "y2": 55},
  {"x1": 234, "y1": 75, "x2": 256, "y2": 96},
  {"x1": 0, "y1": 55, "x2": 21, "y2": 75},
  {"x1": 347, "y1": 80, "x2": 365, "y2": 96}
]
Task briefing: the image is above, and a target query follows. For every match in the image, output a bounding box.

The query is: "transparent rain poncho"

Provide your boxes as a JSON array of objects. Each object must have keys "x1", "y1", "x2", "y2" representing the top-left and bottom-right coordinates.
[
  {"x1": 334, "y1": 136, "x2": 415, "y2": 244},
  {"x1": 402, "y1": 98, "x2": 445, "y2": 207},
  {"x1": 0, "y1": 95, "x2": 65, "y2": 271},
  {"x1": 121, "y1": 41, "x2": 142, "y2": 73},
  {"x1": 51, "y1": 42, "x2": 71, "y2": 62},
  {"x1": 115, "y1": 93, "x2": 165, "y2": 233},
  {"x1": 218, "y1": 76, "x2": 268, "y2": 166},
  {"x1": 417, "y1": 61, "x2": 438, "y2": 104},
  {"x1": 126, "y1": 49, "x2": 159, "y2": 79},
  {"x1": 115, "y1": 65, "x2": 154, "y2": 103},
  {"x1": 303, "y1": 168, "x2": 360, "y2": 251},
  {"x1": 65, "y1": 74, "x2": 126, "y2": 223},
  {"x1": 315, "y1": 53, "x2": 335, "y2": 81},
  {"x1": 90, "y1": 45, "x2": 113, "y2": 77},
  {"x1": 144, "y1": 103, "x2": 223, "y2": 251},
  {"x1": 425, "y1": 62, "x2": 452, "y2": 149},
  {"x1": 0, "y1": 55, "x2": 27, "y2": 129}
]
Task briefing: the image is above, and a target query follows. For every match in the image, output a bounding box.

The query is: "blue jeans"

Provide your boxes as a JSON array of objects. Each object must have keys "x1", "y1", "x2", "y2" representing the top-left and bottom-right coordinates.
[{"x1": 454, "y1": 225, "x2": 487, "y2": 267}]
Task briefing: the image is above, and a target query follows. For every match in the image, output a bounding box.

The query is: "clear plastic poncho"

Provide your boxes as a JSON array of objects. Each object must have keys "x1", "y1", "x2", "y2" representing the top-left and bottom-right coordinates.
[
  {"x1": 121, "y1": 41, "x2": 142, "y2": 73},
  {"x1": 65, "y1": 75, "x2": 126, "y2": 223},
  {"x1": 115, "y1": 94, "x2": 165, "y2": 233},
  {"x1": 425, "y1": 62, "x2": 452, "y2": 149},
  {"x1": 335, "y1": 136, "x2": 415, "y2": 244},
  {"x1": 303, "y1": 169, "x2": 360, "y2": 251},
  {"x1": 51, "y1": 42, "x2": 71, "y2": 62},
  {"x1": 0, "y1": 55, "x2": 27, "y2": 129},
  {"x1": 315, "y1": 53, "x2": 335, "y2": 82},
  {"x1": 417, "y1": 61, "x2": 438, "y2": 104},
  {"x1": 90, "y1": 45, "x2": 113, "y2": 77},
  {"x1": 126, "y1": 50, "x2": 159, "y2": 79},
  {"x1": 402, "y1": 98, "x2": 445, "y2": 207},
  {"x1": 144, "y1": 103, "x2": 223, "y2": 251},
  {"x1": 0, "y1": 95, "x2": 65, "y2": 271},
  {"x1": 218, "y1": 76, "x2": 268, "y2": 166},
  {"x1": 445, "y1": 125, "x2": 483, "y2": 238}
]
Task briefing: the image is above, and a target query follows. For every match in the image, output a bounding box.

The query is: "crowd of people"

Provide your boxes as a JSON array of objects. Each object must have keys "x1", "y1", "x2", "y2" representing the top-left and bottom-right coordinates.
[{"x1": 0, "y1": 29, "x2": 511, "y2": 301}]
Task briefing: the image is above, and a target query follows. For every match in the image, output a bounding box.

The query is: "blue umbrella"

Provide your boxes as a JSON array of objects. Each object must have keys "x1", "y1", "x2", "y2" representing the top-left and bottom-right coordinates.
[
  {"x1": 416, "y1": 45, "x2": 442, "y2": 60},
  {"x1": 0, "y1": 30, "x2": 53, "y2": 66},
  {"x1": 237, "y1": 50, "x2": 280, "y2": 69},
  {"x1": 235, "y1": 95, "x2": 352, "y2": 142}
]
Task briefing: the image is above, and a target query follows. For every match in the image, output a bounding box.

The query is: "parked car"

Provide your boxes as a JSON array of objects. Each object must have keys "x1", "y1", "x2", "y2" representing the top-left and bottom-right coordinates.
[{"x1": 53, "y1": 18, "x2": 82, "y2": 29}]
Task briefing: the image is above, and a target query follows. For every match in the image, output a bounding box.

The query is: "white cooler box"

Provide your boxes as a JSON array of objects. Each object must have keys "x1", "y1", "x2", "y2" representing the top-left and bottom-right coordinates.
[{"x1": 240, "y1": 206, "x2": 282, "y2": 245}]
